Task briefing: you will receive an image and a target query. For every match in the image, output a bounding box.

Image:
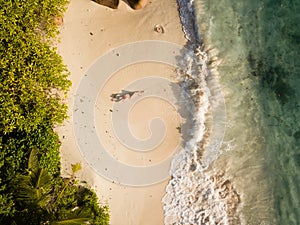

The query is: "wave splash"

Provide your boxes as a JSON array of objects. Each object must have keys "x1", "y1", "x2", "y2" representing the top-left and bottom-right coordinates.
[{"x1": 162, "y1": 0, "x2": 241, "y2": 224}]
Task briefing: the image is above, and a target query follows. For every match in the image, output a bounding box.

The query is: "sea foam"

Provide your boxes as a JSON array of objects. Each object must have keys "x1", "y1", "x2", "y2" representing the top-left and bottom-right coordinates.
[{"x1": 162, "y1": 1, "x2": 240, "y2": 224}]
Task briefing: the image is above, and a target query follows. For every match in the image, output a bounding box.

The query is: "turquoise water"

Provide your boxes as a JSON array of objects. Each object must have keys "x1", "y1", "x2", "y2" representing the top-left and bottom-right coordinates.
[{"x1": 194, "y1": 0, "x2": 300, "y2": 224}]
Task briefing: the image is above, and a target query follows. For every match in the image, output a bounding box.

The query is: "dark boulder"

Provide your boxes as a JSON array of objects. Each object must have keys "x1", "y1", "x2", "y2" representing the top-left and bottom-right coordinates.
[
  {"x1": 92, "y1": 0, "x2": 148, "y2": 10},
  {"x1": 127, "y1": 0, "x2": 148, "y2": 9},
  {"x1": 92, "y1": 0, "x2": 119, "y2": 9}
]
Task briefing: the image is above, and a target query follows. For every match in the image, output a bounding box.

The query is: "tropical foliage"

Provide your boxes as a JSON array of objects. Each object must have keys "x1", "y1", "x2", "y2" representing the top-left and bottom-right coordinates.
[{"x1": 0, "y1": 0, "x2": 109, "y2": 224}]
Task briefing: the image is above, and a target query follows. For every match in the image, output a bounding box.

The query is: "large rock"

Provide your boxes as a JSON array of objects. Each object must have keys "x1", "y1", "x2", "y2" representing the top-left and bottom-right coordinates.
[
  {"x1": 92, "y1": 0, "x2": 148, "y2": 10},
  {"x1": 127, "y1": 0, "x2": 148, "y2": 9},
  {"x1": 91, "y1": 0, "x2": 119, "y2": 9}
]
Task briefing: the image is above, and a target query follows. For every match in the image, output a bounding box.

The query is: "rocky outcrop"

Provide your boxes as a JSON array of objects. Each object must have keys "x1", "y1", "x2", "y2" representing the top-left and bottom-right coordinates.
[
  {"x1": 91, "y1": 0, "x2": 148, "y2": 10},
  {"x1": 127, "y1": 0, "x2": 148, "y2": 9},
  {"x1": 92, "y1": 0, "x2": 119, "y2": 9}
]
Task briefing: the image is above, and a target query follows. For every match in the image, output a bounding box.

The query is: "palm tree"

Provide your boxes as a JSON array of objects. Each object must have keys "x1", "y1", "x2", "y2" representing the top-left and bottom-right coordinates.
[
  {"x1": 14, "y1": 149, "x2": 93, "y2": 224},
  {"x1": 15, "y1": 149, "x2": 52, "y2": 210}
]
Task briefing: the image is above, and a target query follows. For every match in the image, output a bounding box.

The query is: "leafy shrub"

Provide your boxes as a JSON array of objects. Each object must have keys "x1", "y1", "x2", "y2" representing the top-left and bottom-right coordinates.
[{"x1": 0, "y1": 0, "x2": 110, "y2": 224}]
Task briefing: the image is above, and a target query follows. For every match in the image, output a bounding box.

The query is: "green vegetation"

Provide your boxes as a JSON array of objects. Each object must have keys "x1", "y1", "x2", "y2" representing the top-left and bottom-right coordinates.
[{"x1": 0, "y1": 0, "x2": 109, "y2": 224}]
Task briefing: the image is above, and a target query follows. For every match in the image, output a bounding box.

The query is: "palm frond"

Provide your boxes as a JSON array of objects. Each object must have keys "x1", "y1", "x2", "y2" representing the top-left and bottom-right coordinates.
[
  {"x1": 15, "y1": 165, "x2": 52, "y2": 208},
  {"x1": 28, "y1": 148, "x2": 39, "y2": 172},
  {"x1": 53, "y1": 217, "x2": 90, "y2": 224}
]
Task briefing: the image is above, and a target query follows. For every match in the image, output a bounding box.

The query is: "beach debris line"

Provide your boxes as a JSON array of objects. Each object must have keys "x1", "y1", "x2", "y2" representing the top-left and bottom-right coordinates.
[{"x1": 110, "y1": 90, "x2": 144, "y2": 102}]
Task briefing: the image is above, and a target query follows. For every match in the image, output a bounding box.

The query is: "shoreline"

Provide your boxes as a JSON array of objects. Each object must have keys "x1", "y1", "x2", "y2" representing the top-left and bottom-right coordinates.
[{"x1": 57, "y1": 0, "x2": 187, "y2": 224}]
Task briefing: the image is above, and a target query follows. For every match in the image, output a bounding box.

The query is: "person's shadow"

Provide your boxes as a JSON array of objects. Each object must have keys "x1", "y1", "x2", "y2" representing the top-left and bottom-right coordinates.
[{"x1": 91, "y1": 0, "x2": 146, "y2": 10}]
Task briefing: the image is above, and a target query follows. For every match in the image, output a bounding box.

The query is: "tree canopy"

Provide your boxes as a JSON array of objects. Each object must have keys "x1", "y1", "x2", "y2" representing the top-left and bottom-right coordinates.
[{"x1": 0, "y1": 1, "x2": 109, "y2": 224}]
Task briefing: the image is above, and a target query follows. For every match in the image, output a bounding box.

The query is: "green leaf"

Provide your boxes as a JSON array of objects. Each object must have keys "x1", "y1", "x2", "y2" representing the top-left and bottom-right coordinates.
[
  {"x1": 54, "y1": 217, "x2": 90, "y2": 225},
  {"x1": 28, "y1": 148, "x2": 39, "y2": 172},
  {"x1": 71, "y1": 163, "x2": 82, "y2": 175}
]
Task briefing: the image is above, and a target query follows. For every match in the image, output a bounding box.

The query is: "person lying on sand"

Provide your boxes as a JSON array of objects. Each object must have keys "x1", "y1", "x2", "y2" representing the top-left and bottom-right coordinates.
[{"x1": 110, "y1": 90, "x2": 144, "y2": 102}]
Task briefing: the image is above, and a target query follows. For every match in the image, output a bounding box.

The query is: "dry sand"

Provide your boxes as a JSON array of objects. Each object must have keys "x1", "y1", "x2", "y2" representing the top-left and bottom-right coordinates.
[{"x1": 57, "y1": 0, "x2": 186, "y2": 224}]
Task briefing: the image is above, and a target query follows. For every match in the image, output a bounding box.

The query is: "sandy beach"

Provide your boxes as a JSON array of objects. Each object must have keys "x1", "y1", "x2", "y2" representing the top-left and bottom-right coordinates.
[{"x1": 57, "y1": 0, "x2": 186, "y2": 224}]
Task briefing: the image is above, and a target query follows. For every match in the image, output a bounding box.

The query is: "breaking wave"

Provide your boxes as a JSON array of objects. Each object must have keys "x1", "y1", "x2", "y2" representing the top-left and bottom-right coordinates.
[{"x1": 162, "y1": 1, "x2": 240, "y2": 224}]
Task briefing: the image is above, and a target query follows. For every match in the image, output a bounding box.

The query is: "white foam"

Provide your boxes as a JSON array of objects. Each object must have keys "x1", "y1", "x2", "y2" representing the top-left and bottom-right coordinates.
[
  {"x1": 162, "y1": 1, "x2": 241, "y2": 223},
  {"x1": 162, "y1": 44, "x2": 228, "y2": 224}
]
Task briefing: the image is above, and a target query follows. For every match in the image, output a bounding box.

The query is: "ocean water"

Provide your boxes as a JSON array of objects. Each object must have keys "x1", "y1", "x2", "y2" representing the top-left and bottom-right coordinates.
[{"x1": 163, "y1": 0, "x2": 300, "y2": 224}]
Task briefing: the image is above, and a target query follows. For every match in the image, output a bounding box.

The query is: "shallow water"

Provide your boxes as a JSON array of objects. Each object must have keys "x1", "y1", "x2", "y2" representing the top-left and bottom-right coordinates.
[
  {"x1": 163, "y1": 0, "x2": 300, "y2": 224},
  {"x1": 197, "y1": 0, "x2": 300, "y2": 223}
]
